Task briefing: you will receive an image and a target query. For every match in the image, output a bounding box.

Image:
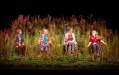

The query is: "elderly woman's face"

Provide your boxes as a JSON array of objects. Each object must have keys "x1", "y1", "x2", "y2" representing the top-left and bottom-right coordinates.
[
  {"x1": 92, "y1": 31, "x2": 97, "y2": 36},
  {"x1": 68, "y1": 29, "x2": 72, "y2": 33},
  {"x1": 43, "y1": 29, "x2": 48, "y2": 34},
  {"x1": 19, "y1": 31, "x2": 22, "y2": 34}
]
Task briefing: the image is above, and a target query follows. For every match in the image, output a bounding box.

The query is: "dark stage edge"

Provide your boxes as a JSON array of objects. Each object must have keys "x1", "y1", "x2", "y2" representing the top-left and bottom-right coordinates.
[{"x1": 0, "y1": 64, "x2": 119, "y2": 70}]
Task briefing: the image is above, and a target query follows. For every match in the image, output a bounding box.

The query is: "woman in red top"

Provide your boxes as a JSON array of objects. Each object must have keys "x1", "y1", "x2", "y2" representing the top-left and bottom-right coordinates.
[{"x1": 88, "y1": 30, "x2": 106, "y2": 61}]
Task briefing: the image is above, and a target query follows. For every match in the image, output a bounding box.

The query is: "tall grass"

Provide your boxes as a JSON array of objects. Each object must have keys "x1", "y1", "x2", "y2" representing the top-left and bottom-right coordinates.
[{"x1": 0, "y1": 15, "x2": 119, "y2": 65}]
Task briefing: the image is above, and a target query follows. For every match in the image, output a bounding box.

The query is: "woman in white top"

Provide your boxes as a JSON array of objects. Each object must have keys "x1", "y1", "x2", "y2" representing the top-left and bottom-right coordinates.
[{"x1": 64, "y1": 27, "x2": 77, "y2": 55}]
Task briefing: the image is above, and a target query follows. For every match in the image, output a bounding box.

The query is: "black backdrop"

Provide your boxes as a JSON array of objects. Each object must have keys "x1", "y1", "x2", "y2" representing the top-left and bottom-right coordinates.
[{"x1": 0, "y1": 0, "x2": 118, "y2": 31}]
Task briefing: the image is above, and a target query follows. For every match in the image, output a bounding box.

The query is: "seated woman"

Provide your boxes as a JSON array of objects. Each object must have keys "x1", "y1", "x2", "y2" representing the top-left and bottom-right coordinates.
[
  {"x1": 64, "y1": 27, "x2": 77, "y2": 56},
  {"x1": 88, "y1": 30, "x2": 106, "y2": 61},
  {"x1": 38, "y1": 29, "x2": 51, "y2": 57},
  {"x1": 15, "y1": 29, "x2": 25, "y2": 56}
]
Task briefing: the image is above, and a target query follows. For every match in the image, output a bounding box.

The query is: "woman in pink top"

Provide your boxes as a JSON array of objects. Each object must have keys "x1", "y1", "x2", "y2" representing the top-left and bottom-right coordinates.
[{"x1": 64, "y1": 27, "x2": 77, "y2": 56}]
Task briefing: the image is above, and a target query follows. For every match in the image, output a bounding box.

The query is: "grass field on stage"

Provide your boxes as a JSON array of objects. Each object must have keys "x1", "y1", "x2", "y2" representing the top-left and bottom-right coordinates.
[{"x1": 0, "y1": 15, "x2": 119, "y2": 67}]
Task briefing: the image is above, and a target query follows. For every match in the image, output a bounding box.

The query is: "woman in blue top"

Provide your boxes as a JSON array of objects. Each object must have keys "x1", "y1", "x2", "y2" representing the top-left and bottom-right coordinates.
[{"x1": 38, "y1": 29, "x2": 51, "y2": 53}]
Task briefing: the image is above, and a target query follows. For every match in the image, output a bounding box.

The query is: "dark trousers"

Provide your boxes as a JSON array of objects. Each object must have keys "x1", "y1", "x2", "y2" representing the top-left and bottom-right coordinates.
[
  {"x1": 16, "y1": 45, "x2": 26, "y2": 56},
  {"x1": 91, "y1": 44, "x2": 101, "y2": 53}
]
